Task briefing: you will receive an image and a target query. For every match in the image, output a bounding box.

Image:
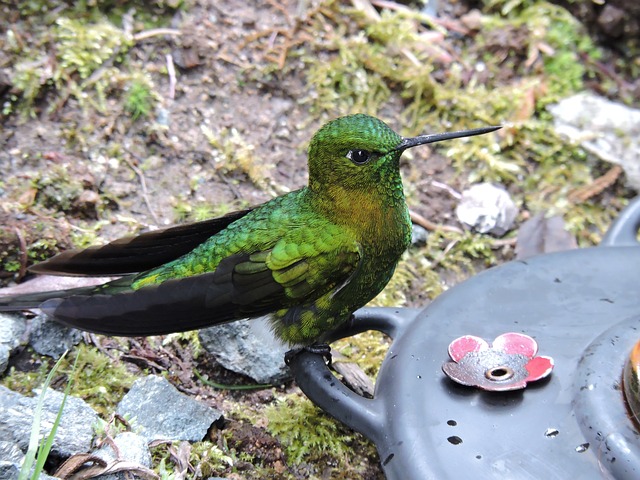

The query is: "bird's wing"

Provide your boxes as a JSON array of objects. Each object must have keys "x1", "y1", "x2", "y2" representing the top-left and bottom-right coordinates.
[
  {"x1": 28, "y1": 209, "x2": 253, "y2": 276},
  {"x1": 39, "y1": 235, "x2": 362, "y2": 337}
]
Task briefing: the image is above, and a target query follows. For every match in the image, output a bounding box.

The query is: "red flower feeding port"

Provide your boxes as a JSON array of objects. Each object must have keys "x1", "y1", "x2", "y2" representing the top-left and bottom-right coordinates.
[{"x1": 443, "y1": 333, "x2": 554, "y2": 391}]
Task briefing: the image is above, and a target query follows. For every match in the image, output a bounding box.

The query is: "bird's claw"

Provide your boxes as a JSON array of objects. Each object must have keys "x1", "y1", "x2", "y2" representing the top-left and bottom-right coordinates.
[{"x1": 285, "y1": 343, "x2": 332, "y2": 366}]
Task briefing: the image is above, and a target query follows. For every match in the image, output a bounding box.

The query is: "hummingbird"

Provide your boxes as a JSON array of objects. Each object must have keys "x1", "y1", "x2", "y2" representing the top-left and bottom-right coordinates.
[{"x1": 0, "y1": 114, "x2": 499, "y2": 349}]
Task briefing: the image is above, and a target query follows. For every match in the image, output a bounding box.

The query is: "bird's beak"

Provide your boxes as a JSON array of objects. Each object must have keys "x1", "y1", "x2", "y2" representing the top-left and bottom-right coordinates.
[{"x1": 394, "y1": 125, "x2": 501, "y2": 151}]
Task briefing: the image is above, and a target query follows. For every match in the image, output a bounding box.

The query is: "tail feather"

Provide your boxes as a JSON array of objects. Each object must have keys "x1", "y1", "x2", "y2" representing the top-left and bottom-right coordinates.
[
  {"x1": 0, "y1": 254, "x2": 288, "y2": 338},
  {"x1": 38, "y1": 272, "x2": 259, "y2": 336},
  {"x1": 0, "y1": 285, "x2": 98, "y2": 312}
]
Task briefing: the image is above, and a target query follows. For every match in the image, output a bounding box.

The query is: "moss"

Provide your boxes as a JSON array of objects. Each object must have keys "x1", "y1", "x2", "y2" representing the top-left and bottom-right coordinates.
[
  {"x1": 124, "y1": 76, "x2": 158, "y2": 120},
  {"x1": 480, "y1": 1, "x2": 602, "y2": 103},
  {"x1": 299, "y1": 5, "x2": 438, "y2": 121},
  {"x1": 1, "y1": 344, "x2": 135, "y2": 416},
  {"x1": 172, "y1": 198, "x2": 233, "y2": 224},
  {"x1": 202, "y1": 126, "x2": 278, "y2": 195},
  {"x1": 1, "y1": 357, "x2": 52, "y2": 396},
  {"x1": 5, "y1": 15, "x2": 131, "y2": 117},
  {"x1": 55, "y1": 17, "x2": 129, "y2": 80},
  {"x1": 65, "y1": 344, "x2": 137, "y2": 416},
  {"x1": 266, "y1": 392, "x2": 354, "y2": 465},
  {"x1": 31, "y1": 167, "x2": 83, "y2": 213},
  {"x1": 2, "y1": 0, "x2": 184, "y2": 119},
  {"x1": 333, "y1": 330, "x2": 389, "y2": 379},
  {"x1": 155, "y1": 441, "x2": 234, "y2": 478}
]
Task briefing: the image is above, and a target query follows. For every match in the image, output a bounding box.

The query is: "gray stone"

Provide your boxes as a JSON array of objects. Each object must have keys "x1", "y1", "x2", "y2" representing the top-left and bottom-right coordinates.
[
  {"x1": 116, "y1": 375, "x2": 222, "y2": 442},
  {"x1": 199, "y1": 316, "x2": 291, "y2": 384},
  {"x1": 92, "y1": 432, "x2": 151, "y2": 480},
  {"x1": 548, "y1": 92, "x2": 640, "y2": 191},
  {"x1": 29, "y1": 314, "x2": 82, "y2": 359},
  {"x1": 0, "y1": 313, "x2": 26, "y2": 375},
  {"x1": 455, "y1": 183, "x2": 517, "y2": 236},
  {"x1": 410, "y1": 224, "x2": 429, "y2": 247},
  {"x1": 0, "y1": 385, "x2": 99, "y2": 460},
  {"x1": 0, "y1": 440, "x2": 24, "y2": 480}
]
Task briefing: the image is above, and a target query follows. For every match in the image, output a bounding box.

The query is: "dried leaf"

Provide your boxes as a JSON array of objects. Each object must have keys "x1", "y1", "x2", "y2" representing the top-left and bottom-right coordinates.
[{"x1": 515, "y1": 214, "x2": 577, "y2": 260}]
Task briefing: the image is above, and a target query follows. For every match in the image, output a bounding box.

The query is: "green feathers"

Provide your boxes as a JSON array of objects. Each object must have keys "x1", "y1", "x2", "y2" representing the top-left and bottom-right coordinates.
[{"x1": 0, "y1": 114, "x2": 499, "y2": 345}]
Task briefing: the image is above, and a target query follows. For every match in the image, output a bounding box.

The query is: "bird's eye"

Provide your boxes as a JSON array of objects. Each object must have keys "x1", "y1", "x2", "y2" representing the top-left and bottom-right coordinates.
[{"x1": 346, "y1": 149, "x2": 372, "y2": 165}]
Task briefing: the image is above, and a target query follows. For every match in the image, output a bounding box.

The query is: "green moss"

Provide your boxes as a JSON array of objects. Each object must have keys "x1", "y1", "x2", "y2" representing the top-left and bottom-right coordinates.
[
  {"x1": 480, "y1": 1, "x2": 601, "y2": 101},
  {"x1": 333, "y1": 330, "x2": 389, "y2": 379},
  {"x1": 55, "y1": 17, "x2": 129, "y2": 80},
  {"x1": 172, "y1": 199, "x2": 233, "y2": 224},
  {"x1": 3, "y1": 345, "x2": 137, "y2": 416},
  {"x1": 1, "y1": 358, "x2": 52, "y2": 396},
  {"x1": 125, "y1": 76, "x2": 157, "y2": 120},
  {"x1": 300, "y1": 6, "x2": 438, "y2": 120},
  {"x1": 202, "y1": 126, "x2": 278, "y2": 194},
  {"x1": 2, "y1": 1, "x2": 185, "y2": 119},
  {"x1": 70, "y1": 225, "x2": 105, "y2": 249},
  {"x1": 154, "y1": 441, "x2": 234, "y2": 478},
  {"x1": 5, "y1": 15, "x2": 131, "y2": 117},
  {"x1": 27, "y1": 238, "x2": 61, "y2": 263},
  {"x1": 31, "y1": 167, "x2": 82, "y2": 213},
  {"x1": 65, "y1": 344, "x2": 137, "y2": 416},
  {"x1": 266, "y1": 393, "x2": 355, "y2": 465}
]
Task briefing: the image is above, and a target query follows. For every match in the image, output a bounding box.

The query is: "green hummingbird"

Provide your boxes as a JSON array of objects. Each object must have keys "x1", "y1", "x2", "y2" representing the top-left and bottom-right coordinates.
[{"x1": 0, "y1": 114, "x2": 499, "y2": 348}]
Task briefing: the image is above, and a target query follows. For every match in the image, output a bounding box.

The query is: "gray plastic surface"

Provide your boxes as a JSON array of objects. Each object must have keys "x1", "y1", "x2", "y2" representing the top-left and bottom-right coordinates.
[{"x1": 289, "y1": 197, "x2": 640, "y2": 480}]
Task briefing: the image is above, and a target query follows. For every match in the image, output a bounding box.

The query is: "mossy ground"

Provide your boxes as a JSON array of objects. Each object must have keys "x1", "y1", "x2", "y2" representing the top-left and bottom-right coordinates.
[{"x1": 0, "y1": 0, "x2": 637, "y2": 478}]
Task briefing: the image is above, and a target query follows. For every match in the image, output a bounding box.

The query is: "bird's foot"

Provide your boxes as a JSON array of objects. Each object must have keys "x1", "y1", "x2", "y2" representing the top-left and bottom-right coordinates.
[{"x1": 285, "y1": 343, "x2": 332, "y2": 366}]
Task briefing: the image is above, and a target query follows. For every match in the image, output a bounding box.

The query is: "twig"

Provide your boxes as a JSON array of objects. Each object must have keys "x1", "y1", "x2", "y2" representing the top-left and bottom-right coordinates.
[
  {"x1": 13, "y1": 227, "x2": 28, "y2": 281},
  {"x1": 430, "y1": 180, "x2": 462, "y2": 199},
  {"x1": 429, "y1": 238, "x2": 460, "y2": 270},
  {"x1": 351, "y1": 0, "x2": 381, "y2": 22},
  {"x1": 410, "y1": 210, "x2": 463, "y2": 233},
  {"x1": 133, "y1": 28, "x2": 182, "y2": 42},
  {"x1": 568, "y1": 164, "x2": 623, "y2": 203},
  {"x1": 122, "y1": 153, "x2": 161, "y2": 225},
  {"x1": 579, "y1": 51, "x2": 633, "y2": 94},
  {"x1": 491, "y1": 237, "x2": 518, "y2": 248},
  {"x1": 331, "y1": 350, "x2": 375, "y2": 398},
  {"x1": 166, "y1": 53, "x2": 177, "y2": 100}
]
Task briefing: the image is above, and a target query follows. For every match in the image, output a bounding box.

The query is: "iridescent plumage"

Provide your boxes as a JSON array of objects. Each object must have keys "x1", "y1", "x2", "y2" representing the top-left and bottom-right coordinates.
[{"x1": 0, "y1": 115, "x2": 499, "y2": 345}]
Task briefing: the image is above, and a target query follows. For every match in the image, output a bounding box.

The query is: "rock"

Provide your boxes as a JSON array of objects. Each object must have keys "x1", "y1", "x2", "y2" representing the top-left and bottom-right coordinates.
[
  {"x1": 29, "y1": 314, "x2": 82, "y2": 359},
  {"x1": 550, "y1": 0, "x2": 640, "y2": 43},
  {"x1": 455, "y1": 183, "x2": 517, "y2": 236},
  {"x1": 0, "y1": 440, "x2": 24, "y2": 480},
  {"x1": 199, "y1": 317, "x2": 291, "y2": 384},
  {"x1": 548, "y1": 92, "x2": 640, "y2": 191},
  {"x1": 92, "y1": 432, "x2": 152, "y2": 480},
  {"x1": 597, "y1": 4, "x2": 625, "y2": 37},
  {"x1": 116, "y1": 375, "x2": 222, "y2": 442},
  {"x1": 410, "y1": 224, "x2": 429, "y2": 247},
  {"x1": 0, "y1": 313, "x2": 26, "y2": 375},
  {"x1": 0, "y1": 385, "x2": 99, "y2": 461}
]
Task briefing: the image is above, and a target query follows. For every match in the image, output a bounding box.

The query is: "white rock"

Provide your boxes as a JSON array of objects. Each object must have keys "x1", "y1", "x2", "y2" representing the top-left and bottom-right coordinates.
[
  {"x1": 456, "y1": 183, "x2": 517, "y2": 236},
  {"x1": 548, "y1": 92, "x2": 640, "y2": 190}
]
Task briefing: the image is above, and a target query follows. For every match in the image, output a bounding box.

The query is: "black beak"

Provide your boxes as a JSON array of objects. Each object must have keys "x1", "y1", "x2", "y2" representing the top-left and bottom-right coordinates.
[{"x1": 394, "y1": 125, "x2": 501, "y2": 151}]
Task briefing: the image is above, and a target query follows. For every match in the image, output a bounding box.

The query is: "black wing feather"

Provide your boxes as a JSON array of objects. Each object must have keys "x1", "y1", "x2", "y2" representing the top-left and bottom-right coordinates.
[
  {"x1": 29, "y1": 209, "x2": 252, "y2": 276},
  {"x1": 39, "y1": 253, "x2": 289, "y2": 336}
]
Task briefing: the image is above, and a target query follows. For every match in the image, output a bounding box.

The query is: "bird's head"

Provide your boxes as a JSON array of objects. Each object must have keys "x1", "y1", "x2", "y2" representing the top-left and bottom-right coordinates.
[{"x1": 307, "y1": 114, "x2": 499, "y2": 193}]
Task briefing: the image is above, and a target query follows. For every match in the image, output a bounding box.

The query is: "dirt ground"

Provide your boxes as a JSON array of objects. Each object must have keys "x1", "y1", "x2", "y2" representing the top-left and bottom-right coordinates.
[{"x1": 0, "y1": 0, "x2": 638, "y2": 478}]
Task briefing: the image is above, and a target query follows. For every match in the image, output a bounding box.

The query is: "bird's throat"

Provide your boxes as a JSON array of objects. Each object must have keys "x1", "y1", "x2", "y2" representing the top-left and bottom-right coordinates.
[{"x1": 310, "y1": 180, "x2": 410, "y2": 253}]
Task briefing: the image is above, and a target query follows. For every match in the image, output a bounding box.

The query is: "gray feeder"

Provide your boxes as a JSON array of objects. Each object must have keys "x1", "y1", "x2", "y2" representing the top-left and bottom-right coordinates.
[{"x1": 289, "y1": 197, "x2": 640, "y2": 480}]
